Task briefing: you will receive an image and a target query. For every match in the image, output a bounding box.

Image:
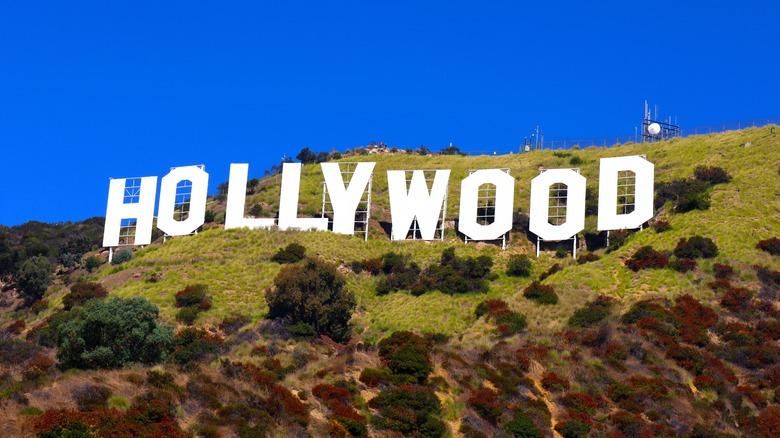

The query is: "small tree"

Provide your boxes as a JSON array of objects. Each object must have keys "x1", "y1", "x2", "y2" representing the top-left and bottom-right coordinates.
[
  {"x1": 266, "y1": 257, "x2": 356, "y2": 343},
  {"x1": 296, "y1": 147, "x2": 317, "y2": 165},
  {"x1": 17, "y1": 256, "x2": 55, "y2": 305},
  {"x1": 507, "y1": 254, "x2": 532, "y2": 277},
  {"x1": 56, "y1": 297, "x2": 173, "y2": 369}
]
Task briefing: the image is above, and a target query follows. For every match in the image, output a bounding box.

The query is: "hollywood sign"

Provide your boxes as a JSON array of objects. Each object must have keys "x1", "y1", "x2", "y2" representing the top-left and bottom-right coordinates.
[{"x1": 102, "y1": 156, "x2": 653, "y2": 247}]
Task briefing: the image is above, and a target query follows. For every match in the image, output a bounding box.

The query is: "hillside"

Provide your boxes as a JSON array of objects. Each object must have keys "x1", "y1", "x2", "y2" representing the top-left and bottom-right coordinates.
[{"x1": 1, "y1": 126, "x2": 779, "y2": 437}]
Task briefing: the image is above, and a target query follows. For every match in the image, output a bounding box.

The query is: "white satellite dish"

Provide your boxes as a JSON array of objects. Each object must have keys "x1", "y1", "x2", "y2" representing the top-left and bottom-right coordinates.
[{"x1": 648, "y1": 123, "x2": 661, "y2": 135}]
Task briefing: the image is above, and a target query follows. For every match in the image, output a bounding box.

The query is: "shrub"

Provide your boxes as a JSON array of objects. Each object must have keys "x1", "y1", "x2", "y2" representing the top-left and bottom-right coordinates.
[
  {"x1": 111, "y1": 249, "x2": 132, "y2": 265},
  {"x1": 475, "y1": 298, "x2": 509, "y2": 319},
  {"x1": 17, "y1": 256, "x2": 55, "y2": 304},
  {"x1": 359, "y1": 367, "x2": 392, "y2": 387},
  {"x1": 625, "y1": 246, "x2": 668, "y2": 271},
  {"x1": 7, "y1": 319, "x2": 25, "y2": 335},
  {"x1": 467, "y1": 388, "x2": 503, "y2": 424},
  {"x1": 72, "y1": 384, "x2": 111, "y2": 412},
  {"x1": 576, "y1": 252, "x2": 600, "y2": 264},
  {"x1": 676, "y1": 192, "x2": 711, "y2": 213},
  {"x1": 652, "y1": 220, "x2": 671, "y2": 233},
  {"x1": 523, "y1": 281, "x2": 558, "y2": 305},
  {"x1": 560, "y1": 392, "x2": 598, "y2": 414},
  {"x1": 556, "y1": 419, "x2": 591, "y2": 438},
  {"x1": 62, "y1": 282, "x2": 108, "y2": 310},
  {"x1": 693, "y1": 165, "x2": 732, "y2": 184},
  {"x1": 607, "y1": 229, "x2": 631, "y2": 252},
  {"x1": 502, "y1": 410, "x2": 543, "y2": 437},
  {"x1": 168, "y1": 328, "x2": 223, "y2": 366},
  {"x1": 84, "y1": 256, "x2": 102, "y2": 272},
  {"x1": 218, "y1": 314, "x2": 250, "y2": 335},
  {"x1": 494, "y1": 312, "x2": 528, "y2": 336},
  {"x1": 378, "y1": 331, "x2": 431, "y2": 382},
  {"x1": 266, "y1": 257, "x2": 356, "y2": 343},
  {"x1": 30, "y1": 299, "x2": 49, "y2": 314},
  {"x1": 175, "y1": 306, "x2": 200, "y2": 325},
  {"x1": 720, "y1": 286, "x2": 753, "y2": 313},
  {"x1": 754, "y1": 265, "x2": 780, "y2": 289},
  {"x1": 539, "y1": 263, "x2": 562, "y2": 281},
  {"x1": 507, "y1": 254, "x2": 532, "y2": 277},
  {"x1": 56, "y1": 297, "x2": 174, "y2": 369},
  {"x1": 757, "y1": 237, "x2": 780, "y2": 256},
  {"x1": 174, "y1": 284, "x2": 207, "y2": 308},
  {"x1": 568, "y1": 295, "x2": 614, "y2": 327},
  {"x1": 541, "y1": 371, "x2": 570, "y2": 392},
  {"x1": 674, "y1": 236, "x2": 718, "y2": 259},
  {"x1": 387, "y1": 344, "x2": 432, "y2": 383},
  {"x1": 411, "y1": 248, "x2": 494, "y2": 295},
  {"x1": 654, "y1": 178, "x2": 709, "y2": 211},
  {"x1": 671, "y1": 257, "x2": 697, "y2": 273},
  {"x1": 287, "y1": 322, "x2": 316, "y2": 340},
  {"x1": 713, "y1": 263, "x2": 734, "y2": 280},
  {"x1": 0, "y1": 338, "x2": 41, "y2": 365},
  {"x1": 369, "y1": 385, "x2": 444, "y2": 436},
  {"x1": 271, "y1": 243, "x2": 306, "y2": 264}
]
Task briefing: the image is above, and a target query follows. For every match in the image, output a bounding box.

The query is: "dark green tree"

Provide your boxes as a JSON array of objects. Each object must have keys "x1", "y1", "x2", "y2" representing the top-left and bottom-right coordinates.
[
  {"x1": 56, "y1": 297, "x2": 173, "y2": 369},
  {"x1": 17, "y1": 255, "x2": 55, "y2": 304},
  {"x1": 296, "y1": 147, "x2": 317, "y2": 165},
  {"x1": 266, "y1": 257, "x2": 356, "y2": 343}
]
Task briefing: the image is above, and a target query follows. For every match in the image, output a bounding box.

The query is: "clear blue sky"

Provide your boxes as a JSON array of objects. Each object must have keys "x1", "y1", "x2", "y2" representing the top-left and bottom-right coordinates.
[{"x1": 1, "y1": 1, "x2": 778, "y2": 226}]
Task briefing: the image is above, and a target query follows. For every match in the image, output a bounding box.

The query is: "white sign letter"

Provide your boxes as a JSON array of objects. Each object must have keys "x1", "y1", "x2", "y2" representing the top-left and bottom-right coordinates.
[
  {"x1": 597, "y1": 156, "x2": 655, "y2": 231},
  {"x1": 103, "y1": 176, "x2": 158, "y2": 247},
  {"x1": 387, "y1": 169, "x2": 450, "y2": 240},
  {"x1": 458, "y1": 169, "x2": 514, "y2": 240},
  {"x1": 157, "y1": 165, "x2": 209, "y2": 236},
  {"x1": 225, "y1": 163, "x2": 275, "y2": 230},
  {"x1": 278, "y1": 163, "x2": 328, "y2": 231},
  {"x1": 529, "y1": 169, "x2": 586, "y2": 241},
  {"x1": 321, "y1": 162, "x2": 375, "y2": 234}
]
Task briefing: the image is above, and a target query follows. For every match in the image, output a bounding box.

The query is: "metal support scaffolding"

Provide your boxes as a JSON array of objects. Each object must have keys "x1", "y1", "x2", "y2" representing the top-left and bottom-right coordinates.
[{"x1": 321, "y1": 162, "x2": 373, "y2": 241}]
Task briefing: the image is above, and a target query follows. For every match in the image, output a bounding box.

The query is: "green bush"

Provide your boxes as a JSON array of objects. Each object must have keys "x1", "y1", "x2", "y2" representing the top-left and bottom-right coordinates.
[
  {"x1": 412, "y1": 248, "x2": 494, "y2": 295},
  {"x1": 84, "y1": 256, "x2": 102, "y2": 272},
  {"x1": 507, "y1": 254, "x2": 532, "y2": 277},
  {"x1": 693, "y1": 166, "x2": 732, "y2": 184},
  {"x1": 387, "y1": 344, "x2": 431, "y2": 383},
  {"x1": 111, "y1": 249, "x2": 132, "y2": 265},
  {"x1": 287, "y1": 322, "x2": 316, "y2": 341},
  {"x1": 175, "y1": 306, "x2": 200, "y2": 325},
  {"x1": 17, "y1": 256, "x2": 55, "y2": 305},
  {"x1": 502, "y1": 410, "x2": 543, "y2": 437},
  {"x1": 369, "y1": 385, "x2": 444, "y2": 436},
  {"x1": 271, "y1": 243, "x2": 306, "y2": 264},
  {"x1": 266, "y1": 257, "x2": 356, "y2": 343},
  {"x1": 675, "y1": 192, "x2": 711, "y2": 213},
  {"x1": 674, "y1": 236, "x2": 718, "y2": 259},
  {"x1": 494, "y1": 312, "x2": 528, "y2": 336},
  {"x1": 56, "y1": 297, "x2": 173, "y2": 369},
  {"x1": 568, "y1": 295, "x2": 614, "y2": 327},
  {"x1": 523, "y1": 281, "x2": 558, "y2": 305}
]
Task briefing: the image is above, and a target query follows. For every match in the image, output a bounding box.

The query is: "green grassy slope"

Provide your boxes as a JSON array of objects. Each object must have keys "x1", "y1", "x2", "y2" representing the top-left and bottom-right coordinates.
[{"x1": 100, "y1": 126, "x2": 780, "y2": 343}]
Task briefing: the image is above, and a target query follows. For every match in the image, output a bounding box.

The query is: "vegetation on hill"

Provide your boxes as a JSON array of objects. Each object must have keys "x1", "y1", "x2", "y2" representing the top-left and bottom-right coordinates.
[{"x1": 0, "y1": 126, "x2": 779, "y2": 436}]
